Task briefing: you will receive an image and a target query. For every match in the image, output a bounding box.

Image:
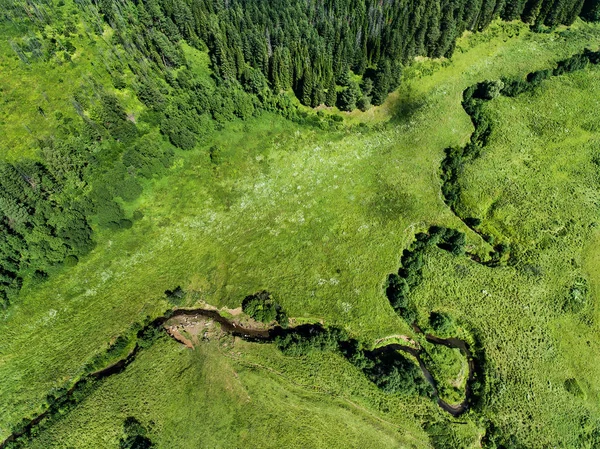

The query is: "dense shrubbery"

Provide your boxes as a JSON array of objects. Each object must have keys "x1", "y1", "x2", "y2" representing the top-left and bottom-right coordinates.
[
  {"x1": 242, "y1": 290, "x2": 288, "y2": 327},
  {"x1": 429, "y1": 312, "x2": 455, "y2": 336},
  {"x1": 120, "y1": 417, "x2": 154, "y2": 449},
  {"x1": 386, "y1": 227, "x2": 466, "y2": 323},
  {"x1": 364, "y1": 348, "x2": 433, "y2": 397},
  {"x1": 274, "y1": 324, "x2": 433, "y2": 397},
  {"x1": 274, "y1": 325, "x2": 348, "y2": 356},
  {"x1": 0, "y1": 160, "x2": 94, "y2": 308}
]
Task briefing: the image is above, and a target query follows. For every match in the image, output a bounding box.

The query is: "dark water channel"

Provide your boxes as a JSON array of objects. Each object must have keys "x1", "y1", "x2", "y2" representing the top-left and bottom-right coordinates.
[{"x1": 1, "y1": 308, "x2": 476, "y2": 448}]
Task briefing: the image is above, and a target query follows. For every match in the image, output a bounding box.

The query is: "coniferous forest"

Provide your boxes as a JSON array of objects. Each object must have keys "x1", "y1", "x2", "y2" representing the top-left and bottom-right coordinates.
[{"x1": 98, "y1": 0, "x2": 598, "y2": 109}]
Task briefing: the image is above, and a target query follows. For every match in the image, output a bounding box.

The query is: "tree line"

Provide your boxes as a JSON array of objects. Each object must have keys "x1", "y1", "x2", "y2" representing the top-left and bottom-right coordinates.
[
  {"x1": 386, "y1": 226, "x2": 466, "y2": 324},
  {"x1": 440, "y1": 48, "x2": 600, "y2": 267},
  {"x1": 97, "y1": 0, "x2": 599, "y2": 111}
]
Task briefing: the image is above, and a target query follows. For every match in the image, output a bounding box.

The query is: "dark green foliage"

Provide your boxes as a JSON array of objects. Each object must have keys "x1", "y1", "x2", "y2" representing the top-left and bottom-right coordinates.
[
  {"x1": 325, "y1": 77, "x2": 337, "y2": 107},
  {"x1": 582, "y1": 0, "x2": 600, "y2": 21},
  {"x1": 275, "y1": 307, "x2": 289, "y2": 329},
  {"x1": 553, "y1": 52, "x2": 590, "y2": 76},
  {"x1": 386, "y1": 274, "x2": 410, "y2": 312},
  {"x1": 137, "y1": 323, "x2": 165, "y2": 349},
  {"x1": 120, "y1": 417, "x2": 154, "y2": 449},
  {"x1": 336, "y1": 80, "x2": 361, "y2": 111},
  {"x1": 242, "y1": 290, "x2": 288, "y2": 327},
  {"x1": 123, "y1": 133, "x2": 174, "y2": 178},
  {"x1": 165, "y1": 286, "x2": 185, "y2": 305},
  {"x1": 93, "y1": 0, "x2": 590, "y2": 112},
  {"x1": 274, "y1": 325, "x2": 349, "y2": 356},
  {"x1": 464, "y1": 217, "x2": 482, "y2": 227},
  {"x1": 274, "y1": 324, "x2": 433, "y2": 398},
  {"x1": 473, "y1": 80, "x2": 505, "y2": 100},
  {"x1": 429, "y1": 312, "x2": 454, "y2": 335},
  {"x1": 527, "y1": 68, "x2": 553, "y2": 85},
  {"x1": 209, "y1": 145, "x2": 223, "y2": 165},
  {"x1": 357, "y1": 95, "x2": 371, "y2": 112},
  {"x1": 339, "y1": 339, "x2": 374, "y2": 369},
  {"x1": 371, "y1": 61, "x2": 392, "y2": 106},
  {"x1": 564, "y1": 378, "x2": 585, "y2": 398},
  {"x1": 364, "y1": 349, "x2": 433, "y2": 396},
  {"x1": 0, "y1": 159, "x2": 94, "y2": 307}
]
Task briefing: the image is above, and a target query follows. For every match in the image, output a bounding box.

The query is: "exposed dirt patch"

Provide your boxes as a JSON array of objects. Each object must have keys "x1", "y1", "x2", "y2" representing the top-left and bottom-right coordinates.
[
  {"x1": 163, "y1": 307, "x2": 269, "y2": 348},
  {"x1": 374, "y1": 334, "x2": 419, "y2": 349},
  {"x1": 164, "y1": 314, "x2": 225, "y2": 347}
]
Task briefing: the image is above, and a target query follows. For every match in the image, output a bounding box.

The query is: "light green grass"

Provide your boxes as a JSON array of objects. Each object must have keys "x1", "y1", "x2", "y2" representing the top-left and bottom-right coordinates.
[
  {"x1": 0, "y1": 0, "x2": 143, "y2": 161},
  {"x1": 413, "y1": 65, "x2": 600, "y2": 447},
  {"x1": 26, "y1": 337, "x2": 439, "y2": 449}
]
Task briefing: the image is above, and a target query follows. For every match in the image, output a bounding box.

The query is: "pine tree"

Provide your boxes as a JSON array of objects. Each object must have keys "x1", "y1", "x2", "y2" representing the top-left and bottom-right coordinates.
[
  {"x1": 325, "y1": 77, "x2": 337, "y2": 107},
  {"x1": 337, "y1": 80, "x2": 361, "y2": 111},
  {"x1": 311, "y1": 83, "x2": 325, "y2": 107},
  {"x1": 300, "y1": 68, "x2": 314, "y2": 106},
  {"x1": 371, "y1": 61, "x2": 391, "y2": 106},
  {"x1": 582, "y1": 0, "x2": 600, "y2": 21}
]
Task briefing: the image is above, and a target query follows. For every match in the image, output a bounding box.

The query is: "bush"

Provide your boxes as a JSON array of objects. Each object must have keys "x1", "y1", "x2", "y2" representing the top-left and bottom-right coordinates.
[
  {"x1": 165, "y1": 286, "x2": 185, "y2": 305},
  {"x1": 242, "y1": 291, "x2": 288, "y2": 326},
  {"x1": 120, "y1": 417, "x2": 154, "y2": 449},
  {"x1": 63, "y1": 255, "x2": 79, "y2": 267},
  {"x1": 526, "y1": 69, "x2": 552, "y2": 85},
  {"x1": 365, "y1": 349, "x2": 432, "y2": 397},
  {"x1": 429, "y1": 312, "x2": 455, "y2": 335},
  {"x1": 274, "y1": 325, "x2": 349, "y2": 356}
]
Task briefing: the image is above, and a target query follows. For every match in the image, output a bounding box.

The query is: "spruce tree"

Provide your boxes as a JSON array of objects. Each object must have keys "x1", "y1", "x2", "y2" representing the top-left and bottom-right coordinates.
[
  {"x1": 371, "y1": 61, "x2": 391, "y2": 106},
  {"x1": 325, "y1": 78, "x2": 337, "y2": 107},
  {"x1": 301, "y1": 69, "x2": 314, "y2": 106}
]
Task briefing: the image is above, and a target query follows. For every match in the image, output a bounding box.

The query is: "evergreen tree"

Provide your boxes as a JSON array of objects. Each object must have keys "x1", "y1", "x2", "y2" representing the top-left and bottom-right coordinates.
[
  {"x1": 371, "y1": 61, "x2": 391, "y2": 106},
  {"x1": 337, "y1": 79, "x2": 361, "y2": 111},
  {"x1": 300, "y1": 68, "x2": 314, "y2": 106},
  {"x1": 325, "y1": 77, "x2": 337, "y2": 107},
  {"x1": 581, "y1": 0, "x2": 600, "y2": 21}
]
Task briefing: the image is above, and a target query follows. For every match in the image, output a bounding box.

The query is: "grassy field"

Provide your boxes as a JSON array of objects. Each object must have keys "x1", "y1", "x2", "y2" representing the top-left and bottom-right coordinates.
[
  {"x1": 426, "y1": 63, "x2": 600, "y2": 447},
  {"x1": 0, "y1": 2, "x2": 145, "y2": 162},
  {"x1": 2, "y1": 12, "x2": 600, "y2": 448},
  {"x1": 25, "y1": 336, "x2": 439, "y2": 449}
]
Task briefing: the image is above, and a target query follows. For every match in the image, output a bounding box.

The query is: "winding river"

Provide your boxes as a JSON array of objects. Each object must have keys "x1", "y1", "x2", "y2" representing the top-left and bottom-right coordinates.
[{"x1": 0, "y1": 306, "x2": 476, "y2": 448}]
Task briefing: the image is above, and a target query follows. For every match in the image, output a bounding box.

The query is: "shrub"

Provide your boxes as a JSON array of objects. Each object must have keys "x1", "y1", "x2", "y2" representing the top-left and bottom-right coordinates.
[
  {"x1": 242, "y1": 291, "x2": 288, "y2": 326},
  {"x1": 365, "y1": 349, "x2": 432, "y2": 397},
  {"x1": 429, "y1": 312, "x2": 455, "y2": 335}
]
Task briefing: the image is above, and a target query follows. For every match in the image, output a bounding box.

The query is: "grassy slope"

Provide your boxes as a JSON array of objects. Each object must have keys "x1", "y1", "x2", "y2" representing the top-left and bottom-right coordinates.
[
  {"x1": 1, "y1": 15, "x2": 600, "y2": 447},
  {"x1": 26, "y1": 337, "x2": 434, "y2": 449}
]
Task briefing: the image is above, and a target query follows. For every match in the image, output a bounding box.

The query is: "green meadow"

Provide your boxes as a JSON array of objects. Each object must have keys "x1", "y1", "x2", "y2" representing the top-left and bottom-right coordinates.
[{"x1": 2, "y1": 11, "x2": 600, "y2": 448}]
